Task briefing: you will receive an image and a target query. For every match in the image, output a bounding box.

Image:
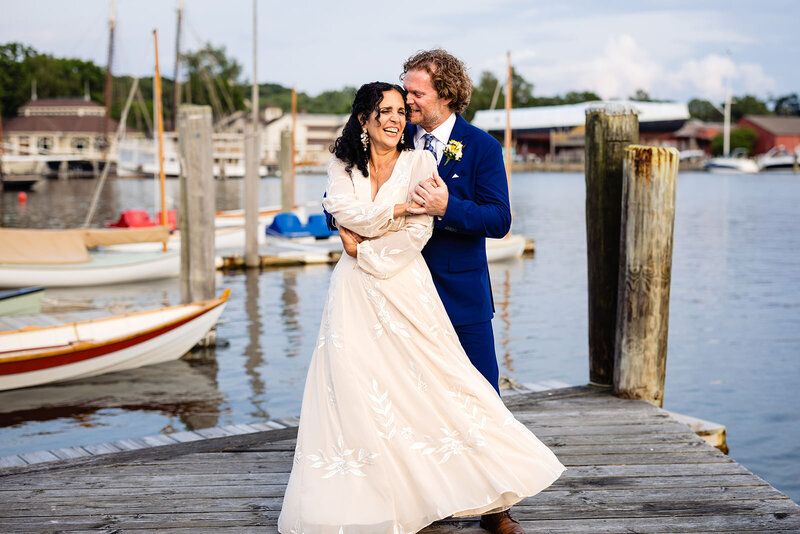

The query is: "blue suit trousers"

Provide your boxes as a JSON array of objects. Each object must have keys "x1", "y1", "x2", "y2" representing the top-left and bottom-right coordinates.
[{"x1": 454, "y1": 320, "x2": 500, "y2": 395}]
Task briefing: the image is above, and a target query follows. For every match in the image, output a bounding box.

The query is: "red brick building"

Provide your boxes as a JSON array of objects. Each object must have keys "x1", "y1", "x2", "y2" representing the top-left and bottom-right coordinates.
[{"x1": 738, "y1": 115, "x2": 800, "y2": 155}]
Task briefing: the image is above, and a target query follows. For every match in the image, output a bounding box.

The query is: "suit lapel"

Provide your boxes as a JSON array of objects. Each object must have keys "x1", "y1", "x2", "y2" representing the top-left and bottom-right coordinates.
[{"x1": 438, "y1": 114, "x2": 468, "y2": 181}]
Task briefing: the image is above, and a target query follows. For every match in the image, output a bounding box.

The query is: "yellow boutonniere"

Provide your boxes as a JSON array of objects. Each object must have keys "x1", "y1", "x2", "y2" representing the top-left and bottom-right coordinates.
[{"x1": 443, "y1": 140, "x2": 464, "y2": 165}]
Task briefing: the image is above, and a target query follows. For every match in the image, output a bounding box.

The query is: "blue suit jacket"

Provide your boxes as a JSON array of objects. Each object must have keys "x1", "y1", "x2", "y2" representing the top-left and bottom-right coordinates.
[
  {"x1": 409, "y1": 115, "x2": 511, "y2": 326},
  {"x1": 324, "y1": 114, "x2": 511, "y2": 327}
]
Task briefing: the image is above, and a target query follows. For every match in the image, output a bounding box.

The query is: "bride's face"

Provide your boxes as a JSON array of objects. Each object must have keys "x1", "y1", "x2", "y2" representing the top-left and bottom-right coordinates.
[{"x1": 364, "y1": 90, "x2": 406, "y2": 151}]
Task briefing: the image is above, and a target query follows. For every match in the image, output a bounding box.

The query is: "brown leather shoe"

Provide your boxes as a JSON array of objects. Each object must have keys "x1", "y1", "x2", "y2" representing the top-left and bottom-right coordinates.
[{"x1": 479, "y1": 509, "x2": 524, "y2": 533}]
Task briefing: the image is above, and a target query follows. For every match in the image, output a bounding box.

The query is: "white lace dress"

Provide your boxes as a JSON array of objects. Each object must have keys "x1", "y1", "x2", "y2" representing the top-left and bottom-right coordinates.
[{"x1": 277, "y1": 150, "x2": 565, "y2": 534}]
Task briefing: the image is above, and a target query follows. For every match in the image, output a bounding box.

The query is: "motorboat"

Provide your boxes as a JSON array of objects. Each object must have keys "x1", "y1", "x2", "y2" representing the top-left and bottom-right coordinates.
[
  {"x1": 703, "y1": 148, "x2": 759, "y2": 174},
  {"x1": 757, "y1": 145, "x2": 799, "y2": 172}
]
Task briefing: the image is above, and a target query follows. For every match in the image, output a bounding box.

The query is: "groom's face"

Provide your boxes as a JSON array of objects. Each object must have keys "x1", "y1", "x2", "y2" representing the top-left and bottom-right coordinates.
[{"x1": 404, "y1": 68, "x2": 451, "y2": 132}]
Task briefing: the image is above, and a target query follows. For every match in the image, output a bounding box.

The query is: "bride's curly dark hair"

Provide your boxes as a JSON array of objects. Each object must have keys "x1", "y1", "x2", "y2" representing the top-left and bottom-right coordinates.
[{"x1": 332, "y1": 81, "x2": 412, "y2": 177}]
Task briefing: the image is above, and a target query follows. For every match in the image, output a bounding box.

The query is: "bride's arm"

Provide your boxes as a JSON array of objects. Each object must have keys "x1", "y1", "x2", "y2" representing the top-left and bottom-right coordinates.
[
  {"x1": 355, "y1": 152, "x2": 437, "y2": 279},
  {"x1": 322, "y1": 156, "x2": 406, "y2": 238}
]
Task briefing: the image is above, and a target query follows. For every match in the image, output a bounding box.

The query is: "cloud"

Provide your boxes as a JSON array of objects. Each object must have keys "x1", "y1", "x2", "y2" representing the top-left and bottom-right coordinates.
[
  {"x1": 668, "y1": 54, "x2": 776, "y2": 101},
  {"x1": 581, "y1": 35, "x2": 663, "y2": 99}
]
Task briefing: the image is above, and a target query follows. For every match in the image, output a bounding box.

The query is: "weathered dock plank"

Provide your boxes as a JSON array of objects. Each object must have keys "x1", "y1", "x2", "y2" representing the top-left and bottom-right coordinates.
[{"x1": 0, "y1": 387, "x2": 796, "y2": 533}]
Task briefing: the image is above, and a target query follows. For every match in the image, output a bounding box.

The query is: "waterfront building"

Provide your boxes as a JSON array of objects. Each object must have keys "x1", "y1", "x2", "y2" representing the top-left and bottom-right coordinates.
[
  {"x1": 737, "y1": 115, "x2": 800, "y2": 155},
  {"x1": 672, "y1": 119, "x2": 723, "y2": 155},
  {"x1": 471, "y1": 101, "x2": 689, "y2": 163},
  {"x1": 1, "y1": 96, "x2": 133, "y2": 175},
  {"x1": 259, "y1": 112, "x2": 347, "y2": 169}
]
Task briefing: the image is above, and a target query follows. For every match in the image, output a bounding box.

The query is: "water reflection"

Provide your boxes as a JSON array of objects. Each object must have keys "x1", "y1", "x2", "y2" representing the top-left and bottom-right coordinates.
[
  {"x1": 281, "y1": 269, "x2": 302, "y2": 359},
  {"x1": 0, "y1": 359, "x2": 223, "y2": 430},
  {"x1": 494, "y1": 267, "x2": 516, "y2": 375},
  {"x1": 244, "y1": 268, "x2": 268, "y2": 419}
]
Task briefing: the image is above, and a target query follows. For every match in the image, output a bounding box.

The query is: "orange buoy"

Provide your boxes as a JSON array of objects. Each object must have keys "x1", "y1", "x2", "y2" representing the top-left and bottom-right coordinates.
[{"x1": 17, "y1": 192, "x2": 27, "y2": 204}]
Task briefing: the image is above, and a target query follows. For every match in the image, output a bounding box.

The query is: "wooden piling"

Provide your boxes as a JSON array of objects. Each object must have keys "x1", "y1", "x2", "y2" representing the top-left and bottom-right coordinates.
[
  {"x1": 177, "y1": 104, "x2": 216, "y2": 303},
  {"x1": 279, "y1": 129, "x2": 293, "y2": 212},
  {"x1": 794, "y1": 153, "x2": 798, "y2": 173},
  {"x1": 614, "y1": 146, "x2": 678, "y2": 407},
  {"x1": 244, "y1": 124, "x2": 260, "y2": 268},
  {"x1": 584, "y1": 104, "x2": 639, "y2": 386}
]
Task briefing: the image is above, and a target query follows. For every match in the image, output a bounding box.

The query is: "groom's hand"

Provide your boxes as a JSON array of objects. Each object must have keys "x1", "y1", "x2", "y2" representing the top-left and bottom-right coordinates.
[{"x1": 408, "y1": 173, "x2": 448, "y2": 217}]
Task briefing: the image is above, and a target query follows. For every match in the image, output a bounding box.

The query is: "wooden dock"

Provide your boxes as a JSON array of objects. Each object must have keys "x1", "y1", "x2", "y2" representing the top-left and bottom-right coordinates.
[{"x1": 1, "y1": 386, "x2": 798, "y2": 533}]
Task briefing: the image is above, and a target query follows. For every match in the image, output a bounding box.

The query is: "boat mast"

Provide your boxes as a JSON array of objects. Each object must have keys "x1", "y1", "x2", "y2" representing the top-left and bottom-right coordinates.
[
  {"x1": 154, "y1": 30, "x2": 168, "y2": 251},
  {"x1": 504, "y1": 51, "x2": 512, "y2": 186},
  {"x1": 291, "y1": 87, "x2": 297, "y2": 183},
  {"x1": 103, "y1": 0, "x2": 116, "y2": 163},
  {"x1": 504, "y1": 51, "x2": 512, "y2": 237},
  {"x1": 723, "y1": 49, "x2": 732, "y2": 157},
  {"x1": 723, "y1": 87, "x2": 731, "y2": 157},
  {"x1": 171, "y1": 0, "x2": 183, "y2": 132}
]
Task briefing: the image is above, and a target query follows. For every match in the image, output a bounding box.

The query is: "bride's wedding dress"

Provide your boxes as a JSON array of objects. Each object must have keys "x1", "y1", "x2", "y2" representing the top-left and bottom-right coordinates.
[{"x1": 278, "y1": 150, "x2": 564, "y2": 534}]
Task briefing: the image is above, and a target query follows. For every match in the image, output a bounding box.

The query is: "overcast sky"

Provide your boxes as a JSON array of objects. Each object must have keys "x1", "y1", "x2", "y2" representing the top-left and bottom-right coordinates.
[{"x1": 2, "y1": 0, "x2": 798, "y2": 104}]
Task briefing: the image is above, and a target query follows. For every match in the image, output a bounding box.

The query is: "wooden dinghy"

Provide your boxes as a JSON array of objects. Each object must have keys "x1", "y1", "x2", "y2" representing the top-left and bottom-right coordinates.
[
  {"x1": 0, "y1": 227, "x2": 179, "y2": 288},
  {"x1": 0, "y1": 289, "x2": 230, "y2": 391}
]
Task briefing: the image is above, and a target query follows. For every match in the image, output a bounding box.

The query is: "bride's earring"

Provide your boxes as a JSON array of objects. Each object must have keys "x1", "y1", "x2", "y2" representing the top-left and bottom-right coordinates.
[
  {"x1": 360, "y1": 128, "x2": 369, "y2": 152},
  {"x1": 400, "y1": 131, "x2": 405, "y2": 145}
]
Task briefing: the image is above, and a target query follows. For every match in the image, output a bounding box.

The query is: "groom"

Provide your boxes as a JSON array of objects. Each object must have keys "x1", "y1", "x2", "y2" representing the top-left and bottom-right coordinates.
[{"x1": 402, "y1": 49, "x2": 521, "y2": 534}]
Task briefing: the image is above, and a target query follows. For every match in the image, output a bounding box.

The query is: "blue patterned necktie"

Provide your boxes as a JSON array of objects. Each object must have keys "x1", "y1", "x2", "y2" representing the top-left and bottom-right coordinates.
[{"x1": 423, "y1": 133, "x2": 437, "y2": 162}]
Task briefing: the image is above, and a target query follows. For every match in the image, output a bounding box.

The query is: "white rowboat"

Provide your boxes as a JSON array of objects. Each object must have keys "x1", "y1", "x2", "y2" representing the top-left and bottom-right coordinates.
[{"x1": 0, "y1": 289, "x2": 230, "y2": 391}]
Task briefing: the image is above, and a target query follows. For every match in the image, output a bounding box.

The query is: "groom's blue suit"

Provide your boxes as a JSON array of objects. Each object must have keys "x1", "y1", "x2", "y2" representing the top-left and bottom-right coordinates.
[{"x1": 408, "y1": 115, "x2": 511, "y2": 392}]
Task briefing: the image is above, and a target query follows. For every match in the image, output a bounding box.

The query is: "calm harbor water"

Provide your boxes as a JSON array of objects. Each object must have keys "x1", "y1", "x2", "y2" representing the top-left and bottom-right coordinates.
[{"x1": 1, "y1": 170, "x2": 798, "y2": 503}]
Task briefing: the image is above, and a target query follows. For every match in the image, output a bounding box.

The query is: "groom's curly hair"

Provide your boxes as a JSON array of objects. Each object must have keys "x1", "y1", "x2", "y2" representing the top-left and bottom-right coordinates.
[
  {"x1": 331, "y1": 82, "x2": 412, "y2": 177},
  {"x1": 401, "y1": 49, "x2": 472, "y2": 114}
]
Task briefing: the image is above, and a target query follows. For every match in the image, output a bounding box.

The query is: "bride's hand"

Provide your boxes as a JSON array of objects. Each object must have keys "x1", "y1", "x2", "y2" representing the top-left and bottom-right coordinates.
[
  {"x1": 393, "y1": 203, "x2": 410, "y2": 219},
  {"x1": 339, "y1": 227, "x2": 363, "y2": 258}
]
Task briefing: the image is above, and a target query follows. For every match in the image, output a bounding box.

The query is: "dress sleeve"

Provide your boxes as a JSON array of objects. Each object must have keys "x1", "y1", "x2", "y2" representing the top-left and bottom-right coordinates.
[
  {"x1": 321, "y1": 156, "x2": 399, "y2": 238},
  {"x1": 356, "y1": 151, "x2": 437, "y2": 279}
]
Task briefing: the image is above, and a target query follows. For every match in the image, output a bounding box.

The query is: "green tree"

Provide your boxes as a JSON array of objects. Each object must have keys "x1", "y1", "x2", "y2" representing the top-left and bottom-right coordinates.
[
  {"x1": 0, "y1": 43, "x2": 37, "y2": 117},
  {"x1": 463, "y1": 71, "x2": 500, "y2": 121},
  {"x1": 629, "y1": 88, "x2": 652, "y2": 102},
  {"x1": 0, "y1": 43, "x2": 105, "y2": 118},
  {"x1": 560, "y1": 91, "x2": 601, "y2": 105},
  {"x1": 182, "y1": 44, "x2": 245, "y2": 121},
  {"x1": 688, "y1": 98, "x2": 723, "y2": 122},
  {"x1": 730, "y1": 94, "x2": 769, "y2": 122},
  {"x1": 710, "y1": 126, "x2": 758, "y2": 156},
  {"x1": 773, "y1": 93, "x2": 800, "y2": 116}
]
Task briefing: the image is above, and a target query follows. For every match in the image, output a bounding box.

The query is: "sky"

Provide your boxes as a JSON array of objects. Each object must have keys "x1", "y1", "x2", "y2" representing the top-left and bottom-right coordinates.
[{"x1": 2, "y1": 0, "x2": 798, "y2": 105}]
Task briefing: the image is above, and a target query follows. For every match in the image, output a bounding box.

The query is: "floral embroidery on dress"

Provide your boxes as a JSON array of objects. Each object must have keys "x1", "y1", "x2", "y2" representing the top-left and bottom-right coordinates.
[
  {"x1": 369, "y1": 379, "x2": 397, "y2": 441},
  {"x1": 409, "y1": 362, "x2": 428, "y2": 393},
  {"x1": 411, "y1": 428, "x2": 476, "y2": 465},
  {"x1": 306, "y1": 436, "x2": 379, "y2": 478},
  {"x1": 362, "y1": 273, "x2": 411, "y2": 339}
]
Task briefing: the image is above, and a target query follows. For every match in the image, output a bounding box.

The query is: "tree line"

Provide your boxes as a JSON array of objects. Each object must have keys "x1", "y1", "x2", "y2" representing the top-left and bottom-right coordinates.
[{"x1": 2, "y1": 42, "x2": 798, "y2": 133}]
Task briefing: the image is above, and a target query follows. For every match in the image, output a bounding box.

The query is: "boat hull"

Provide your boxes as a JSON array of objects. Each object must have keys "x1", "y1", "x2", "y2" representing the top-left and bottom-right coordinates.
[
  {"x1": 0, "y1": 252, "x2": 180, "y2": 288},
  {"x1": 0, "y1": 290, "x2": 229, "y2": 391}
]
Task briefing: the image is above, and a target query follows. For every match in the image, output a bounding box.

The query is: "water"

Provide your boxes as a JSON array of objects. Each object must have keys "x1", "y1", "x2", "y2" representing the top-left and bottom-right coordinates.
[{"x1": 1, "y1": 171, "x2": 798, "y2": 503}]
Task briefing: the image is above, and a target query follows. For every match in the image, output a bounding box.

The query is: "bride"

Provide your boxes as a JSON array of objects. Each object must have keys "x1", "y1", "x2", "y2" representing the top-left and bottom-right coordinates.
[{"x1": 278, "y1": 82, "x2": 564, "y2": 534}]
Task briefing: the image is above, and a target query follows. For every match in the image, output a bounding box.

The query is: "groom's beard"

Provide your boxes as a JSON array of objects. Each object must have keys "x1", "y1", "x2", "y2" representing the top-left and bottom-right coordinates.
[{"x1": 409, "y1": 108, "x2": 445, "y2": 132}]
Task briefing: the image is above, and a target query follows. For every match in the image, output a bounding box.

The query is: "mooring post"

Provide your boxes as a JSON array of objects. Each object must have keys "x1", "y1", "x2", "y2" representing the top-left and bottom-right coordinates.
[
  {"x1": 584, "y1": 104, "x2": 639, "y2": 386},
  {"x1": 244, "y1": 124, "x2": 260, "y2": 268},
  {"x1": 177, "y1": 104, "x2": 216, "y2": 304},
  {"x1": 279, "y1": 129, "x2": 293, "y2": 212},
  {"x1": 613, "y1": 146, "x2": 678, "y2": 407}
]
